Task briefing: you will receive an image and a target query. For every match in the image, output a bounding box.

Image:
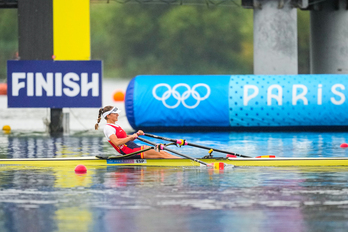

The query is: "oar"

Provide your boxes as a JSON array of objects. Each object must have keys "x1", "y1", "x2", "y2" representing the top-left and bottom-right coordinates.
[
  {"x1": 137, "y1": 137, "x2": 226, "y2": 169},
  {"x1": 144, "y1": 133, "x2": 251, "y2": 158}
]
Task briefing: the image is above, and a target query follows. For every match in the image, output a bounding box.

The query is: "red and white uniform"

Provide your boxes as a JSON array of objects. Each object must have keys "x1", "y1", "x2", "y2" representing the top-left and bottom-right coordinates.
[{"x1": 104, "y1": 123, "x2": 145, "y2": 158}]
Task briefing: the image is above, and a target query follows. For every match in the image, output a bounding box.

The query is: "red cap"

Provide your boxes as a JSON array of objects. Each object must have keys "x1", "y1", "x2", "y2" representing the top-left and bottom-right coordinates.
[{"x1": 226, "y1": 154, "x2": 237, "y2": 158}]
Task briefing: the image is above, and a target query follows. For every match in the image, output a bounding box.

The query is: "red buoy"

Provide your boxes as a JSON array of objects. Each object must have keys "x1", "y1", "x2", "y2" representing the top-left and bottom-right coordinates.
[
  {"x1": 75, "y1": 164, "x2": 87, "y2": 173},
  {"x1": 340, "y1": 143, "x2": 348, "y2": 148}
]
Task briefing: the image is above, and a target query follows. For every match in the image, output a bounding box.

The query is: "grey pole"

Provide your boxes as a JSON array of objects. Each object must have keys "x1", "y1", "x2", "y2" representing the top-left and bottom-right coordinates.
[
  {"x1": 310, "y1": 0, "x2": 348, "y2": 74},
  {"x1": 18, "y1": 0, "x2": 63, "y2": 134},
  {"x1": 252, "y1": 0, "x2": 298, "y2": 75}
]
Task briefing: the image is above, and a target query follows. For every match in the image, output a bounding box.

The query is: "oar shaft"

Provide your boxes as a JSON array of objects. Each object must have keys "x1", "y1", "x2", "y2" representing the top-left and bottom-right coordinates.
[
  {"x1": 137, "y1": 137, "x2": 208, "y2": 166},
  {"x1": 144, "y1": 133, "x2": 251, "y2": 158},
  {"x1": 144, "y1": 133, "x2": 174, "y2": 142},
  {"x1": 185, "y1": 142, "x2": 250, "y2": 158}
]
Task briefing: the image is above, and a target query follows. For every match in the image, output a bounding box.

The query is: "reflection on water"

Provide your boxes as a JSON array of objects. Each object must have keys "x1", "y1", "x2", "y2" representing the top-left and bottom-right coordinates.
[
  {"x1": 4, "y1": 134, "x2": 104, "y2": 158},
  {"x1": 0, "y1": 166, "x2": 347, "y2": 231},
  {"x1": 1, "y1": 131, "x2": 348, "y2": 231}
]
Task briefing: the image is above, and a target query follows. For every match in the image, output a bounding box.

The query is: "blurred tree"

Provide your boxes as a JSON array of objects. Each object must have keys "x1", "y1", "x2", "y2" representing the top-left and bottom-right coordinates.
[
  {"x1": 90, "y1": 4, "x2": 254, "y2": 78},
  {"x1": 297, "y1": 9, "x2": 310, "y2": 74},
  {"x1": 0, "y1": 5, "x2": 310, "y2": 80},
  {"x1": 0, "y1": 9, "x2": 18, "y2": 81},
  {"x1": 158, "y1": 6, "x2": 253, "y2": 74}
]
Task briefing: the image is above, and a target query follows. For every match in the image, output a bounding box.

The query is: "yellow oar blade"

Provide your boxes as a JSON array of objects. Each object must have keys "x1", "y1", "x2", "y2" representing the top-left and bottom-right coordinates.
[{"x1": 206, "y1": 162, "x2": 227, "y2": 170}]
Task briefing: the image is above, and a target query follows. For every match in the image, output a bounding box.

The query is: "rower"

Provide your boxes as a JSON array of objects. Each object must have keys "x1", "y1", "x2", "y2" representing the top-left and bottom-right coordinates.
[{"x1": 95, "y1": 105, "x2": 180, "y2": 159}]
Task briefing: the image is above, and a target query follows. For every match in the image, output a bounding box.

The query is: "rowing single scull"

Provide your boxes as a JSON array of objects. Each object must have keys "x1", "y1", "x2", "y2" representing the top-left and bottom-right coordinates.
[{"x1": 0, "y1": 157, "x2": 347, "y2": 167}]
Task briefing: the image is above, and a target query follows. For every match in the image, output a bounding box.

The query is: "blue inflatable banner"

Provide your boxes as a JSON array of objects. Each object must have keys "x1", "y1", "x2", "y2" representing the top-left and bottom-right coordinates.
[
  {"x1": 7, "y1": 60, "x2": 102, "y2": 108},
  {"x1": 125, "y1": 75, "x2": 348, "y2": 130}
]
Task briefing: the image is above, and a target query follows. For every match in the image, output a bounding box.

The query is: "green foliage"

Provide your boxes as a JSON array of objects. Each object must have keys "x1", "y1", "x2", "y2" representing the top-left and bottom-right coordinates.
[
  {"x1": 91, "y1": 4, "x2": 254, "y2": 78},
  {"x1": 158, "y1": 6, "x2": 253, "y2": 74},
  {"x1": 297, "y1": 9, "x2": 310, "y2": 74},
  {"x1": 0, "y1": 9, "x2": 18, "y2": 81},
  {"x1": 0, "y1": 5, "x2": 310, "y2": 80}
]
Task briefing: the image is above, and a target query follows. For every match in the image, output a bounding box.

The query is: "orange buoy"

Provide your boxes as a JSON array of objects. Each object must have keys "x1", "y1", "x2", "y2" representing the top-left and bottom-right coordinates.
[
  {"x1": 0, "y1": 83, "x2": 7, "y2": 95},
  {"x1": 113, "y1": 90, "x2": 125, "y2": 102}
]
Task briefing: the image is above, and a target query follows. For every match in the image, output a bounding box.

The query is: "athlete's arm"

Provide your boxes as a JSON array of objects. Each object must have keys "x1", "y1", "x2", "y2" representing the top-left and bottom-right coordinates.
[
  {"x1": 109, "y1": 133, "x2": 138, "y2": 147},
  {"x1": 125, "y1": 130, "x2": 144, "y2": 138}
]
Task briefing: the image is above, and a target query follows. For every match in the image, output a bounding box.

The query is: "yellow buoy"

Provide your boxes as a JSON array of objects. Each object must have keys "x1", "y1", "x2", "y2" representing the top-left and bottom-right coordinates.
[{"x1": 2, "y1": 125, "x2": 11, "y2": 134}]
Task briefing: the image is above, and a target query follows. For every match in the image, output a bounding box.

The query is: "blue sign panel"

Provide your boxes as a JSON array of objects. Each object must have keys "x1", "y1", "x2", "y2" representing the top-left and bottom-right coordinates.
[
  {"x1": 228, "y1": 74, "x2": 348, "y2": 127},
  {"x1": 126, "y1": 75, "x2": 230, "y2": 128},
  {"x1": 7, "y1": 60, "x2": 102, "y2": 108},
  {"x1": 125, "y1": 74, "x2": 348, "y2": 130}
]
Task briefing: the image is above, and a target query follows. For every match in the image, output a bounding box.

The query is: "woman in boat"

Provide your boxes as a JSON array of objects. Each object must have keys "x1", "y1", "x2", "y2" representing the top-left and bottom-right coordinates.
[{"x1": 95, "y1": 105, "x2": 179, "y2": 159}]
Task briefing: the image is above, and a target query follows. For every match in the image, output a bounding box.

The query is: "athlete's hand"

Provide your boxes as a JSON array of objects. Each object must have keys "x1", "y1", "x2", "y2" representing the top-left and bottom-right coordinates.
[
  {"x1": 136, "y1": 130, "x2": 144, "y2": 136},
  {"x1": 130, "y1": 133, "x2": 138, "y2": 141}
]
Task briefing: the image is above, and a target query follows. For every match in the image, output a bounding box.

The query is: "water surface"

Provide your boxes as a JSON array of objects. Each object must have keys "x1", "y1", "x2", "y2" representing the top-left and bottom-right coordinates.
[{"x1": 0, "y1": 131, "x2": 348, "y2": 232}]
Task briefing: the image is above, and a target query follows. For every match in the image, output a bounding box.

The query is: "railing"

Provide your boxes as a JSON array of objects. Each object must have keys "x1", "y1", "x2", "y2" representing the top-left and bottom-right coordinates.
[
  {"x1": 1, "y1": 0, "x2": 239, "y2": 8},
  {"x1": 0, "y1": 0, "x2": 17, "y2": 8},
  {"x1": 88, "y1": 0, "x2": 323, "y2": 9},
  {"x1": 90, "y1": 0, "x2": 240, "y2": 7}
]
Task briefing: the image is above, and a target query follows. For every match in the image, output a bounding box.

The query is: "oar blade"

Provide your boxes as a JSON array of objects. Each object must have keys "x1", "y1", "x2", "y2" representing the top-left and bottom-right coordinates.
[
  {"x1": 214, "y1": 162, "x2": 225, "y2": 170},
  {"x1": 206, "y1": 162, "x2": 232, "y2": 170}
]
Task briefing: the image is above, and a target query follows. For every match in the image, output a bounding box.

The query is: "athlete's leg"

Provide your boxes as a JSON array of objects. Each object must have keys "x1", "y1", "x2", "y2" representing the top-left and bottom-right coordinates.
[{"x1": 143, "y1": 146, "x2": 180, "y2": 159}]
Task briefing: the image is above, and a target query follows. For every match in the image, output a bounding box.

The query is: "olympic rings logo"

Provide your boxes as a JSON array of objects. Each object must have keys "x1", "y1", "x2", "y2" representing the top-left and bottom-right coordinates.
[{"x1": 152, "y1": 83, "x2": 211, "y2": 109}]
